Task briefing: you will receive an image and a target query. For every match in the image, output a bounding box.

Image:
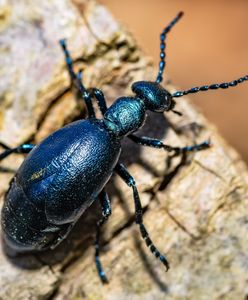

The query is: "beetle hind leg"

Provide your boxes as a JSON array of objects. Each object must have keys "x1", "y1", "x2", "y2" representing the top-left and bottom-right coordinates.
[
  {"x1": 115, "y1": 163, "x2": 170, "y2": 271},
  {"x1": 94, "y1": 189, "x2": 111, "y2": 283}
]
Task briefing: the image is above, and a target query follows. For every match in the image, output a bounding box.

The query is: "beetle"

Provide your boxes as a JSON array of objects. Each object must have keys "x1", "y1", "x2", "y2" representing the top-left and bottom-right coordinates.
[{"x1": 1, "y1": 12, "x2": 247, "y2": 283}]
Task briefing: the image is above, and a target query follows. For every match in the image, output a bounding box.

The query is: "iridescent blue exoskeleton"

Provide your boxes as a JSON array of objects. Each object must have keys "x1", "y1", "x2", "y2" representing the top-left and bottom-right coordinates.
[{"x1": 1, "y1": 12, "x2": 247, "y2": 283}]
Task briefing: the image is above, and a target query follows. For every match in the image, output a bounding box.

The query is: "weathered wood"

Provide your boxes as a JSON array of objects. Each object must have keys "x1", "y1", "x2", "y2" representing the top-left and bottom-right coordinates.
[{"x1": 0, "y1": 1, "x2": 247, "y2": 299}]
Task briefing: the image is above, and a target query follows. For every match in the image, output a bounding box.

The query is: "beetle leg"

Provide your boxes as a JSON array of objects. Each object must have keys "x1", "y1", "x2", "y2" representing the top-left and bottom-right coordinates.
[
  {"x1": 59, "y1": 39, "x2": 96, "y2": 118},
  {"x1": 76, "y1": 71, "x2": 96, "y2": 118},
  {"x1": 0, "y1": 143, "x2": 35, "y2": 162},
  {"x1": 60, "y1": 40, "x2": 110, "y2": 118},
  {"x1": 94, "y1": 189, "x2": 111, "y2": 284},
  {"x1": 88, "y1": 88, "x2": 108, "y2": 116},
  {"x1": 115, "y1": 163, "x2": 170, "y2": 271},
  {"x1": 128, "y1": 134, "x2": 210, "y2": 155}
]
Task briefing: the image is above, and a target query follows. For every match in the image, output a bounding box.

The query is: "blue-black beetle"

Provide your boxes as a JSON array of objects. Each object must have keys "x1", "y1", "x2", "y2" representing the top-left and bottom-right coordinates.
[{"x1": 1, "y1": 12, "x2": 247, "y2": 283}]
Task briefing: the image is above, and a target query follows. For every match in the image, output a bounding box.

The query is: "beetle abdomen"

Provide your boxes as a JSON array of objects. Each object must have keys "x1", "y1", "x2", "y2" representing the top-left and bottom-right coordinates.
[
  {"x1": 2, "y1": 119, "x2": 121, "y2": 251},
  {"x1": 2, "y1": 179, "x2": 59, "y2": 251},
  {"x1": 45, "y1": 142, "x2": 121, "y2": 223}
]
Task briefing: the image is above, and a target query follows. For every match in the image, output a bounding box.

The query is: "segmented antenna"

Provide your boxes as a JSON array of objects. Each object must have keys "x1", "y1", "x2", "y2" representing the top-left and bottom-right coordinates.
[
  {"x1": 172, "y1": 75, "x2": 248, "y2": 98},
  {"x1": 156, "y1": 11, "x2": 184, "y2": 84}
]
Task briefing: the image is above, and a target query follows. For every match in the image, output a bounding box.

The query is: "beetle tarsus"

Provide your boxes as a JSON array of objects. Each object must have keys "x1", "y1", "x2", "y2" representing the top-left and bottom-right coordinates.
[{"x1": 94, "y1": 190, "x2": 111, "y2": 283}]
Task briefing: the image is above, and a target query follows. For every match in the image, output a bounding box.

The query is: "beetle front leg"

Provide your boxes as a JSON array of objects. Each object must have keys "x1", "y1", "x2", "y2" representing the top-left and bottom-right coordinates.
[
  {"x1": 60, "y1": 39, "x2": 96, "y2": 118},
  {"x1": 0, "y1": 143, "x2": 35, "y2": 162},
  {"x1": 94, "y1": 189, "x2": 111, "y2": 284},
  {"x1": 115, "y1": 163, "x2": 170, "y2": 271},
  {"x1": 60, "y1": 40, "x2": 109, "y2": 118},
  {"x1": 128, "y1": 134, "x2": 210, "y2": 154},
  {"x1": 88, "y1": 88, "x2": 108, "y2": 116}
]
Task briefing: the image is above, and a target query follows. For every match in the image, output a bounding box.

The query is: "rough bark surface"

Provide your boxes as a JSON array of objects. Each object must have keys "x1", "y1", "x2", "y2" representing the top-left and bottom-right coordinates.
[{"x1": 0, "y1": 1, "x2": 247, "y2": 299}]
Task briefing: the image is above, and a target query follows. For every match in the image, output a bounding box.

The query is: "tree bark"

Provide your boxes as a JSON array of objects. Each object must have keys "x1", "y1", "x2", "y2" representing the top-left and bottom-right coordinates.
[{"x1": 0, "y1": 1, "x2": 247, "y2": 299}]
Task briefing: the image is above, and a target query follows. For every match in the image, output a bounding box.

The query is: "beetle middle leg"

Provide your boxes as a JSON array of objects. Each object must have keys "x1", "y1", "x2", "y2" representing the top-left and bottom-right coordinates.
[
  {"x1": 94, "y1": 189, "x2": 111, "y2": 283},
  {"x1": 0, "y1": 143, "x2": 35, "y2": 162},
  {"x1": 128, "y1": 134, "x2": 210, "y2": 155},
  {"x1": 115, "y1": 163, "x2": 170, "y2": 271}
]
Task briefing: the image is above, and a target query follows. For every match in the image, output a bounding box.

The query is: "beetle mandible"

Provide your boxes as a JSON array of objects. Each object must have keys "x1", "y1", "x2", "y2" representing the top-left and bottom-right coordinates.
[{"x1": 1, "y1": 12, "x2": 247, "y2": 283}]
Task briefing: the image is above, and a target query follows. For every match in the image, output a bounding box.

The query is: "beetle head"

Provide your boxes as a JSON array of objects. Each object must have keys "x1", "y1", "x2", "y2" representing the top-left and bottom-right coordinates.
[{"x1": 131, "y1": 81, "x2": 176, "y2": 113}]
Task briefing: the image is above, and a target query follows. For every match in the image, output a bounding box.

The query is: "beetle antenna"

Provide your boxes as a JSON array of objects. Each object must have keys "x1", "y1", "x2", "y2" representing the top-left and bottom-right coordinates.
[
  {"x1": 156, "y1": 11, "x2": 184, "y2": 84},
  {"x1": 172, "y1": 75, "x2": 248, "y2": 98}
]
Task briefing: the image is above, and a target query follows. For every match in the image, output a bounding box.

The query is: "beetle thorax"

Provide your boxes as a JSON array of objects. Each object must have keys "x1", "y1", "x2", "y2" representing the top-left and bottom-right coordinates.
[{"x1": 103, "y1": 97, "x2": 146, "y2": 137}]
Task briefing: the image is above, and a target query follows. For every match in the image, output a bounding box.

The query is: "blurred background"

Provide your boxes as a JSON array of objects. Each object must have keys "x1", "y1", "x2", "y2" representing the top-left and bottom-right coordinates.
[{"x1": 101, "y1": 0, "x2": 248, "y2": 163}]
